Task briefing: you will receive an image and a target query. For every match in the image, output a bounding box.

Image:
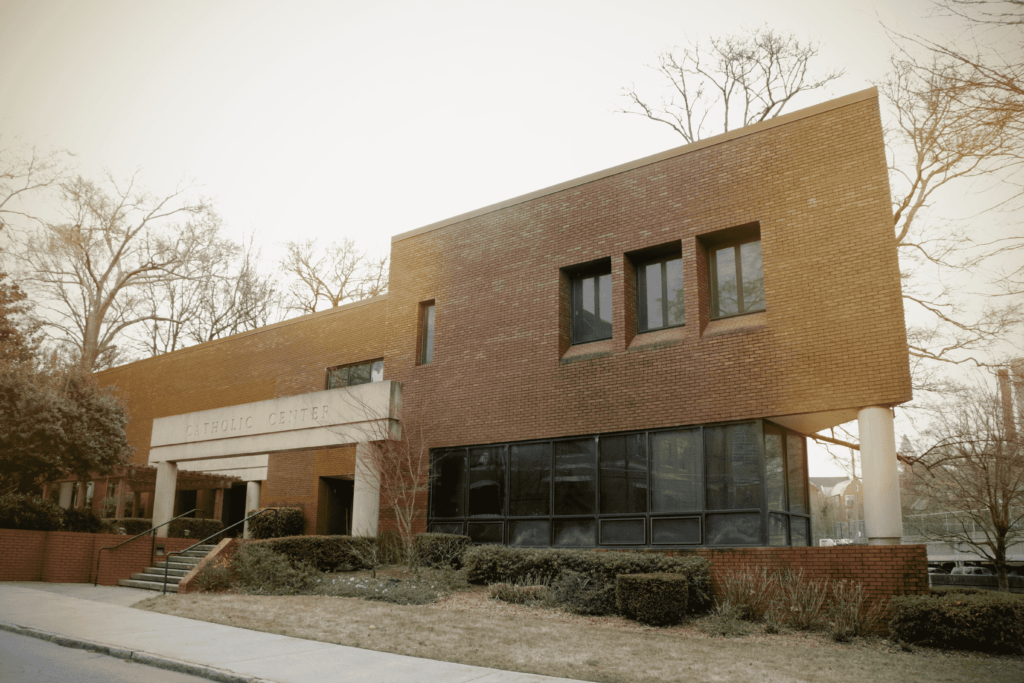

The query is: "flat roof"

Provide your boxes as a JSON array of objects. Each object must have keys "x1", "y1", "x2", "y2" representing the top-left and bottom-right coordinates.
[{"x1": 392, "y1": 87, "x2": 878, "y2": 244}]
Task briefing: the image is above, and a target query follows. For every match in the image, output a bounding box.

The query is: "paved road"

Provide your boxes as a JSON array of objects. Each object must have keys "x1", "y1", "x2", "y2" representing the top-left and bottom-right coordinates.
[{"x1": 0, "y1": 630, "x2": 211, "y2": 683}]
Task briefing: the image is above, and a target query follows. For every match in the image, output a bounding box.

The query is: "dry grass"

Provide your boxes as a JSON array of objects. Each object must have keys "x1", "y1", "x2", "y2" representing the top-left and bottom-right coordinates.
[{"x1": 135, "y1": 573, "x2": 1024, "y2": 683}]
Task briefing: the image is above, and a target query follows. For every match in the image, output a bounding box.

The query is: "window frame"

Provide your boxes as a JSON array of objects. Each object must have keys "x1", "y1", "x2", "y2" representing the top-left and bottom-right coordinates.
[
  {"x1": 636, "y1": 254, "x2": 685, "y2": 334},
  {"x1": 706, "y1": 227, "x2": 765, "y2": 320},
  {"x1": 566, "y1": 259, "x2": 613, "y2": 346},
  {"x1": 325, "y1": 359, "x2": 384, "y2": 390},
  {"x1": 427, "y1": 419, "x2": 811, "y2": 549},
  {"x1": 418, "y1": 301, "x2": 436, "y2": 365}
]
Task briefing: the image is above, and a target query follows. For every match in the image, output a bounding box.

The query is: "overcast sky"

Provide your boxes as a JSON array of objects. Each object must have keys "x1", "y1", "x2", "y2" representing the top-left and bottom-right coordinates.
[{"x1": 0, "y1": 1, "x2": 1013, "y2": 476}]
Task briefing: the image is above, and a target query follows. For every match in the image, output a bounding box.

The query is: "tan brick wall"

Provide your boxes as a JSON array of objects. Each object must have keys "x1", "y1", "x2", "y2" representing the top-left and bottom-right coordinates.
[
  {"x1": 261, "y1": 445, "x2": 356, "y2": 533},
  {"x1": 386, "y1": 93, "x2": 910, "y2": 454},
  {"x1": 92, "y1": 90, "x2": 911, "y2": 541}
]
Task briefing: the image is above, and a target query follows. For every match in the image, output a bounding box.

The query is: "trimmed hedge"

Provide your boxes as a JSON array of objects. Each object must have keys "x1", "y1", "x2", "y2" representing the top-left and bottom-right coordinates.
[
  {"x1": 617, "y1": 573, "x2": 690, "y2": 626},
  {"x1": 167, "y1": 517, "x2": 225, "y2": 541},
  {"x1": 463, "y1": 546, "x2": 711, "y2": 615},
  {"x1": 889, "y1": 591, "x2": 1024, "y2": 654},
  {"x1": 248, "y1": 507, "x2": 305, "y2": 539},
  {"x1": 253, "y1": 535, "x2": 376, "y2": 572},
  {"x1": 102, "y1": 518, "x2": 153, "y2": 536},
  {"x1": 415, "y1": 532, "x2": 470, "y2": 568},
  {"x1": 0, "y1": 494, "x2": 64, "y2": 531}
]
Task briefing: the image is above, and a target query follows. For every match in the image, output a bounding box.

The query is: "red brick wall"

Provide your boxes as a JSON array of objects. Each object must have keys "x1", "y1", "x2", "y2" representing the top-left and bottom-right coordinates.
[
  {"x1": 0, "y1": 529, "x2": 193, "y2": 585},
  {"x1": 261, "y1": 445, "x2": 356, "y2": 533},
  {"x1": 0, "y1": 529, "x2": 47, "y2": 581}
]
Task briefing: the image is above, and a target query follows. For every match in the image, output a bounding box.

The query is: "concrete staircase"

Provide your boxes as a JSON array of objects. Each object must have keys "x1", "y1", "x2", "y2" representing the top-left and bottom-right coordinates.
[{"x1": 118, "y1": 544, "x2": 217, "y2": 593}]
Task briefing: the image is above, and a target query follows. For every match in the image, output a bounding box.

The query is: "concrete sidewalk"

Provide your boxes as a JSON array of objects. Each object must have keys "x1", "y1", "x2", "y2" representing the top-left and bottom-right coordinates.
[{"x1": 0, "y1": 582, "x2": 575, "y2": 683}]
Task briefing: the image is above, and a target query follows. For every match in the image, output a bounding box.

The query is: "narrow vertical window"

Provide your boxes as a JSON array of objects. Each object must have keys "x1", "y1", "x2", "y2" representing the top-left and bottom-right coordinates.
[
  {"x1": 419, "y1": 302, "x2": 435, "y2": 365},
  {"x1": 571, "y1": 272, "x2": 612, "y2": 344},
  {"x1": 709, "y1": 237, "x2": 764, "y2": 319},
  {"x1": 637, "y1": 256, "x2": 685, "y2": 332}
]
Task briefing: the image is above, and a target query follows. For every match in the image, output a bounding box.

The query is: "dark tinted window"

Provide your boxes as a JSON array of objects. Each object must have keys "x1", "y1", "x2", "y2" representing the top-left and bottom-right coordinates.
[
  {"x1": 599, "y1": 434, "x2": 647, "y2": 514},
  {"x1": 326, "y1": 360, "x2": 383, "y2": 389},
  {"x1": 572, "y1": 273, "x2": 612, "y2": 344},
  {"x1": 430, "y1": 449, "x2": 465, "y2": 518},
  {"x1": 469, "y1": 447, "x2": 505, "y2": 517},
  {"x1": 509, "y1": 442, "x2": 551, "y2": 516},
  {"x1": 705, "y1": 423, "x2": 764, "y2": 510},
  {"x1": 554, "y1": 438, "x2": 597, "y2": 515},
  {"x1": 651, "y1": 429, "x2": 703, "y2": 512}
]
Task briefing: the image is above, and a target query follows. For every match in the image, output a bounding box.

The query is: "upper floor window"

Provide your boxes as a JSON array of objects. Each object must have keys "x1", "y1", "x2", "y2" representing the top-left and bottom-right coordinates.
[
  {"x1": 419, "y1": 302, "x2": 435, "y2": 365},
  {"x1": 637, "y1": 256, "x2": 685, "y2": 333},
  {"x1": 571, "y1": 267, "x2": 612, "y2": 345},
  {"x1": 327, "y1": 359, "x2": 383, "y2": 389},
  {"x1": 709, "y1": 237, "x2": 764, "y2": 319},
  {"x1": 846, "y1": 495, "x2": 856, "y2": 508}
]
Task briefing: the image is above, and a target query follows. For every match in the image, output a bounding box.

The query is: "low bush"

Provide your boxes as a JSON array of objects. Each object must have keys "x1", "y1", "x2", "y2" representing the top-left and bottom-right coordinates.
[
  {"x1": 323, "y1": 575, "x2": 441, "y2": 605},
  {"x1": 416, "y1": 532, "x2": 470, "y2": 569},
  {"x1": 167, "y1": 517, "x2": 225, "y2": 541},
  {"x1": 0, "y1": 494, "x2": 64, "y2": 531},
  {"x1": 696, "y1": 601, "x2": 751, "y2": 637},
  {"x1": 231, "y1": 543, "x2": 320, "y2": 595},
  {"x1": 714, "y1": 565, "x2": 780, "y2": 622},
  {"x1": 617, "y1": 573, "x2": 689, "y2": 626},
  {"x1": 826, "y1": 580, "x2": 888, "y2": 642},
  {"x1": 102, "y1": 518, "x2": 152, "y2": 536},
  {"x1": 63, "y1": 507, "x2": 109, "y2": 533},
  {"x1": 777, "y1": 569, "x2": 829, "y2": 631},
  {"x1": 463, "y1": 546, "x2": 712, "y2": 616},
  {"x1": 248, "y1": 507, "x2": 304, "y2": 539},
  {"x1": 254, "y1": 535, "x2": 376, "y2": 572},
  {"x1": 192, "y1": 555, "x2": 235, "y2": 593},
  {"x1": 489, "y1": 579, "x2": 549, "y2": 605},
  {"x1": 889, "y1": 591, "x2": 1024, "y2": 654}
]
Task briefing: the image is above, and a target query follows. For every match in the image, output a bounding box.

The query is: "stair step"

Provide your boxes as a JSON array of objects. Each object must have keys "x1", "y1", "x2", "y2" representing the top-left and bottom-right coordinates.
[
  {"x1": 180, "y1": 550, "x2": 209, "y2": 559},
  {"x1": 154, "y1": 561, "x2": 199, "y2": 571},
  {"x1": 119, "y1": 578, "x2": 179, "y2": 592},
  {"x1": 143, "y1": 567, "x2": 190, "y2": 578},
  {"x1": 132, "y1": 572, "x2": 183, "y2": 584}
]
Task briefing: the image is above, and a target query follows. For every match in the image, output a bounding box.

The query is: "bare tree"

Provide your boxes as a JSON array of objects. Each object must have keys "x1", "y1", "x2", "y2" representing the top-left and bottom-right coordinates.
[
  {"x1": 279, "y1": 237, "x2": 389, "y2": 314},
  {"x1": 0, "y1": 141, "x2": 69, "y2": 232},
  {"x1": 14, "y1": 173, "x2": 223, "y2": 371},
  {"x1": 137, "y1": 232, "x2": 280, "y2": 356},
  {"x1": 619, "y1": 27, "x2": 844, "y2": 144},
  {"x1": 883, "y1": 55, "x2": 1024, "y2": 387},
  {"x1": 903, "y1": 373, "x2": 1024, "y2": 590}
]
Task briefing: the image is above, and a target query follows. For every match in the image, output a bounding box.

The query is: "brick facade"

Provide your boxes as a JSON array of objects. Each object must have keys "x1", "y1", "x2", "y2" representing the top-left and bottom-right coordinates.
[{"x1": 93, "y1": 88, "x2": 911, "y2": 542}]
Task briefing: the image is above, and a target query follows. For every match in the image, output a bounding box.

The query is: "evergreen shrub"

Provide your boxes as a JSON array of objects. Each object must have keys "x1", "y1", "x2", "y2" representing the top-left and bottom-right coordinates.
[
  {"x1": 0, "y1": 494, "x2": 64, "y2": 531},
  {"x1": 167, "y1": 517, "x2": 225, "y2": 541},
  {"x1": 889, "y1": 591, "x2": 1024, "y2": 654},
  {"x1": 463, "y1": 546, "x2": 711, "y2": 615},
  {"x1": 231, "y1": 543, "x2": 319, "y2": 595},
  {"x1": 63, "y1": 507, "x2": 109, "y2": 533},
  {"x1": 617, "y1": 573, "x2": 690, "y2": 626},
  {"x1": 254, "y1": 535, "x2": 376, "y2": 572},
  {"x1": 415, "y1": 532, "x2": 470, "y2": 568},
  {"x1": 102, "y1": 518, "x2": 152, "y2": 536},
  {"x1": 248, "y1": 507, "x2": 305, "y2": 539}
]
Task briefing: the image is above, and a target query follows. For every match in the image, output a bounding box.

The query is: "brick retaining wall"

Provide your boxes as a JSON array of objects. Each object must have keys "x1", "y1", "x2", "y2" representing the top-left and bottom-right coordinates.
[{"x1": 0, "y1": 529, "x2": 193, "y2": 585}]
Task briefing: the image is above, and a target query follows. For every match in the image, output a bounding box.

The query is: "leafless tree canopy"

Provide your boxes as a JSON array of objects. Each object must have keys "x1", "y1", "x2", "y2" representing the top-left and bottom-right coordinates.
[
  {"x1": 14, "y1": 173, "x2": 223, "y2": 371},
  {"x1": 0, "y1": 141, "x2": 69, "y2": 232},
  {"x1": 903, "y1": 373, "x2": 1024, "y2": 589},
  {"x1": 279, "y1": 237, "x2": 389, "y2": 314},
  {"x1": 619, "y1": 27, "x2": 844, "y2": 144}
]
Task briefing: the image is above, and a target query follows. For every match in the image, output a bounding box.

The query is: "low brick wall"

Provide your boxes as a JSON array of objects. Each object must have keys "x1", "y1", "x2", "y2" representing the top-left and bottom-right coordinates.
[
  {"x1": 0, "y1": 529, "x2": 193, "y2": 585},
  {"x1": 680, "y1": 545, "x2": 931, "y2": 604}
]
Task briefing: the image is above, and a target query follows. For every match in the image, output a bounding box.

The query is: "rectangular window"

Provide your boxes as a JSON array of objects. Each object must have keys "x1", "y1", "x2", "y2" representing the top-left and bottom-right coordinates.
[
  {"x1": 571, "y1": 272, "x2": 612, "y2": 344},
  {"x1": 650, "y1": 429, "x2": 703, "y2": 513},
  {"x1": 469, "y1": 447, "x2": 505, "y2": 517},
  {"x1": 326, "y1": 359, "x2": 383, "y2": 389},
  {"x1": 786, "y1": 434, "x2": 807, "y2": 514},
  {"x1": 553, "y1": 438, "x2": 597, "y2": 516},
  {"x1": 508, "y1": 442, "x2": 551, "y2": 517},
  {"x1": 598, "y1": 434, "x2": 647, "y2": 514},
  {"x1": 846, "y1": 495, "x2": 856, "y2": 508},
  {"x1": 705, "y1": 423, "x2": 764, "y2": 510},
  {"x1": 710, "y1": 238, "x2": 764, "y2": 319},
  {"x1": 763, "y1": 424, "x2": 787, "y2": 511},
  {"x1": 419, "y1": 302, "x2": 435, "y2": 364},
  {"x1": 637, "y1": 256, "x2": 684, "y2": 332}
]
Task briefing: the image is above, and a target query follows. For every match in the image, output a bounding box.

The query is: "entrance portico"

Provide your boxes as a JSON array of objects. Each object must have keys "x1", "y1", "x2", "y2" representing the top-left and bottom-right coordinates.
[{"x1": 148, "y1": 381, "x2": 402, "y2": 537}]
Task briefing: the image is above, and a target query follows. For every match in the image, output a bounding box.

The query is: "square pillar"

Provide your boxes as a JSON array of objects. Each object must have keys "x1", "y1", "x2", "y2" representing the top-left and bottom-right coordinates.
[
  {"x1": 858, "y1": 406, "x2": 903, "y2": 544},
  {"x1": 152, "y1": 462, "x2": 178, "y2": 538},
  {"x1": 133, "y1": 491, "x2": 144, "y2": 518},
  {"x1": 114, "y1": 478, "x2": 127, "y2": 518},
  {"x1": 243, "y1": 481, "x2": 262, "y2": 539},
  {"x1": 213, "y1": 488, "x2": 225, "y2": 522},
  {"x1": 352, "y1": 443, "x2": 380, "y2": 537}
]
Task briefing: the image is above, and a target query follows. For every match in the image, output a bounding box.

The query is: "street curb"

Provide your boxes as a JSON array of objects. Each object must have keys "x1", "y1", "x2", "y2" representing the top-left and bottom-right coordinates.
[{"x1": 0, "y1": 621, "x2": 274, "y2": 683}]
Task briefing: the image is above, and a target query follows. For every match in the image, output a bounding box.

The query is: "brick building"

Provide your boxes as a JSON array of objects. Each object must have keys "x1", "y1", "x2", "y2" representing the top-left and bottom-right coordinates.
[{"x1": 91, "y1": 87, "x2": 912, "y2": 549}]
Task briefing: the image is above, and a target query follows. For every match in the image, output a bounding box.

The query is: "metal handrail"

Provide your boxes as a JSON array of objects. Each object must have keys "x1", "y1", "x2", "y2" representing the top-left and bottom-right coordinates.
[
  {"x1": 94, "y1": 509, "x2": 198, "y2": 587},
  {"x1": 161, "y1": 507, "x2": 279, "y2": 594}
]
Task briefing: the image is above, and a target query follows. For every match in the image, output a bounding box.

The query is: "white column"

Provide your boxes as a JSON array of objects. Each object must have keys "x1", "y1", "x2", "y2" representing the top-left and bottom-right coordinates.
[
  {"x1": 858, "y1": 406, "x2": 903, "y2": 544},
  {"x1": 351, "y1": 443, "x2": 380, "y2": 537},
  {"x1": 58, "y1": 482, "x2": 74, "y2": 509},
  {"x1": 152, "y1": 461, "x2": 178, "y2": 538},
  {"x1": 243, "y1": 481, "x2": 262, "y2": 539}
]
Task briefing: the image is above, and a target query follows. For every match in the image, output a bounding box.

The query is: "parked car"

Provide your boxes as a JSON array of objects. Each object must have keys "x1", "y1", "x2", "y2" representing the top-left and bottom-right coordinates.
[
  {"x1": 927, "y1": 566, "x2": 947, "y2": 574},
  {"x1": 950, "y1": 566, "x2": 993, "y2": 576}
]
